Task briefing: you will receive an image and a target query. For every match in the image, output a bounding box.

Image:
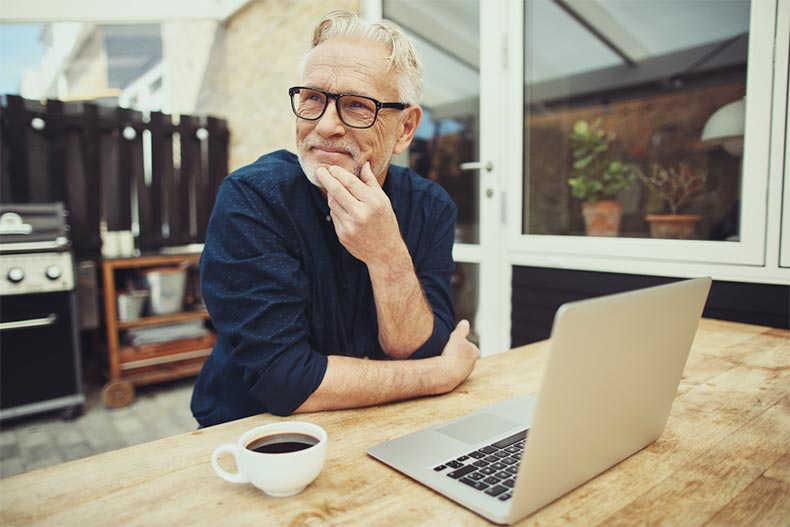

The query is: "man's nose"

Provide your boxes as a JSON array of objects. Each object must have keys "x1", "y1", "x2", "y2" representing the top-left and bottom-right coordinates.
[{"x1": 315, "y1": 99, "x2": 346, "y2": 137}]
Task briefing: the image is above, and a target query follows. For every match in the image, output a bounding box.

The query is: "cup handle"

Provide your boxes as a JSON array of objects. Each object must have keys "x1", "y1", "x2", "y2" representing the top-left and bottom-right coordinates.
[{"x1": 211, "y1": 443, "x2": 248, "y2": 484}]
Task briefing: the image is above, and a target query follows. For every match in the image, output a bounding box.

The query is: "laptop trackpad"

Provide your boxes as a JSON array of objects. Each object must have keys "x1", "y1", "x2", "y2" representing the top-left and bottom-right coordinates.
[{"x1": 435, "y1": 413, "x2": 521, "y2": 444}]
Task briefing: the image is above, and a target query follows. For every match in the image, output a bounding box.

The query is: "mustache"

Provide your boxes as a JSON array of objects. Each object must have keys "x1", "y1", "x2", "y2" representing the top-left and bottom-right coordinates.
[{"x1": 302, "y1": 136, "x2": 362, "y2": 159}]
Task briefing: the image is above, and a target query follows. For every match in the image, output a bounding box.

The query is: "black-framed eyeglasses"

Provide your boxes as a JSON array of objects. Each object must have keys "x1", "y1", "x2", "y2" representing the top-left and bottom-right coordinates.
[{"x1": 288, "y1": 86, "x2": 409, "y2": 129}]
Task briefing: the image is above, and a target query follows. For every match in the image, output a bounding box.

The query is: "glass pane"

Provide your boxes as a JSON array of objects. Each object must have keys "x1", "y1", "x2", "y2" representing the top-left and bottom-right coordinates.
[
  {"x1": 452, "y1": 262, "x2": 480, "y2": 346},
  {"x1": 385, "y1": 0, "x2": 481, "y2": 244},
  {"x1": 523, "y1": 0, "x2": 750, "y2": 241}
]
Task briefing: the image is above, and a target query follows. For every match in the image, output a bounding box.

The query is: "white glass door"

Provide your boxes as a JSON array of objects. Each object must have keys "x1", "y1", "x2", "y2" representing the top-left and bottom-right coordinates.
[
  {"x1": 381, "y1": 0, "x2": 511, "y2": 355},
  {"x1": 506, "y1": 0, "x2": 777, "y2": 273}
]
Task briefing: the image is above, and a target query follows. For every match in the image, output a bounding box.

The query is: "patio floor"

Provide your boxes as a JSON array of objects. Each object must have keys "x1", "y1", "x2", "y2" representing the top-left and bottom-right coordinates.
[{"x1": 0, "y1": 377, "x2": 198, "y2": 479}]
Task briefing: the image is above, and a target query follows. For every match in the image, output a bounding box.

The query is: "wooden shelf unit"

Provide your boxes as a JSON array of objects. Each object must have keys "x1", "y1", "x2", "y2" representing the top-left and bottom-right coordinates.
[{"x1": 101, "y1": 252, "x2": 213, "y2": 407}]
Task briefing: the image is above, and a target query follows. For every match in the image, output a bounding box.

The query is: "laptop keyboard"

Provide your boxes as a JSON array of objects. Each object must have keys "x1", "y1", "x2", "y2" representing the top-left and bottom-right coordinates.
[{"x1": 432, "y1": 429, "x2": 528, "y2": 501}]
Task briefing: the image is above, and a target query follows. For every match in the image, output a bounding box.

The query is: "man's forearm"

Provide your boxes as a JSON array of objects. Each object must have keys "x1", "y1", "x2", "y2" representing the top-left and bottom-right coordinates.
[
  {"x1": 294, "y1": 352, "x2": 449, "y2": 414},
  {"x1": 368, "y1": 242, "x2": 434, "y2": 359}
]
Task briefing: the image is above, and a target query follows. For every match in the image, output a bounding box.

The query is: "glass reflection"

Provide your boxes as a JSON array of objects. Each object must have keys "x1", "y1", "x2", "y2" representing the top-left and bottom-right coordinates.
[{"x1": 523, "y1": 0, "x2": 749, "y2": 241}]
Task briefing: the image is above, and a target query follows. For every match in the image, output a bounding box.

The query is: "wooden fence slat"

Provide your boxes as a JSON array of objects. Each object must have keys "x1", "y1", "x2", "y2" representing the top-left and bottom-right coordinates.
[
  {"x1": 4, "y1": 95, "x2": 30, "y2": 202},
  {"x1": 79, "y1": 103, "x2": 102, "y2": 256},
  {"x1": 103, "y1": 107, "x2": 126, "y2": 231},
  {"x1": 0, "y1": 104, "x2": 6, "y2": 200},
  {"x1": 172, "y1": 118, "x2": 196, "y2": 245},
  {"x1": 146, "y1": 111, "x2": 165, "y2": 249},
  {"x1": 205, "y1": 116, "x2": 229, "y2": 236},
  {"x1": 131, "y1": 113, "x2": 154, "y2": 252},
  {"x1": 25, "y1": 99, "x2": 49, "y2": 202},
  {"x1": 195, "y1": 118, "x2": 211, "y2": 242},
  {"x1": 64, "y1": 121, "x2": 87, "y2": 251},
  {"x1": 163, "y1": 116, "x2": 186, "y2": 246},
  {"x1": 46, "y1": 99, "x2": 67, "y2": 204}
]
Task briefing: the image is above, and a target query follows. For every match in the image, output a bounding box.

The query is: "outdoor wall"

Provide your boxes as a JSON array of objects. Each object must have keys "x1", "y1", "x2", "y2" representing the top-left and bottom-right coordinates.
[
  {"x1": 191, "y1": 0, "x2": 359, "y2": 171},
  {"x1": 161, "y1": 21, "x2": 219, "y2": 116},
  {"x1": 64, "y1": 28, "x2": 108, "y2": 99}
]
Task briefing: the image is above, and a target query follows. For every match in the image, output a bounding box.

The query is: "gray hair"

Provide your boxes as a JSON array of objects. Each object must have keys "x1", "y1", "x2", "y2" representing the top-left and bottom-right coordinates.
[{"x1": 306, "y1": 10, "x2": 423, "y2": 106}]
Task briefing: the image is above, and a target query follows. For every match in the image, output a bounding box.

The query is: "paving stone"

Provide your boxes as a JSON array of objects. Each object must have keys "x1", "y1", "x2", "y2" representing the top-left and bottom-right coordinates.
[
  {"x1": 60, "y1": 443, "x2": 93, "y2": 462},
  {"x1": 0, "y1": 457, "x2": 25, "y2": 478},
  {"x1": 21, "y1": 443, "x2": 62, "y2": 465},
  {"x1": 17, "y1": 427, "x2": 49, "y2": 449},
  {"x1": 0, "y1": 443, "x2": 20, "y2": 459},
  {"x1": 0, "y1": 379, "x2": 201, "y2": 479},
  {"x1": 53, "y1": 427, "x2": 85, "y2": 447},
  {"x1": 0, "y1": 430, "x2": 17, "y2": 447},
  {"x1": 25, "y1": 456, "x2": 63, "y2": 472}
]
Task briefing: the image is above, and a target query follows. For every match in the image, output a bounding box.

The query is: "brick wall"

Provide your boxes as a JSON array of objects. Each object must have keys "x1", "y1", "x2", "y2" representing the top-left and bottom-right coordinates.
[
  {"x1": 187, "y1": 0, "x2": 359, "y2": 172},
  {"x1": 525, "y1": 82, "x2": 745, "y2": 238}
]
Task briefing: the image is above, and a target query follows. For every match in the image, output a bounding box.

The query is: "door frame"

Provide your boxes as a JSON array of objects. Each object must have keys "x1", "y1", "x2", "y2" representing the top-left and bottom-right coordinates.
[{"x1": 366, "y1": 0, "x2": 514, "y2": 356}]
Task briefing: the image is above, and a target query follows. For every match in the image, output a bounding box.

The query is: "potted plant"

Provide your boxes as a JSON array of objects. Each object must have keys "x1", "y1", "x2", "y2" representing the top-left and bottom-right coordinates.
[
  {"x1": 567, "y1": 120, "x2": 635, "y2": 236},
  {"x1": 635, "y1": 163, "x2": 707, "y2": 239}
]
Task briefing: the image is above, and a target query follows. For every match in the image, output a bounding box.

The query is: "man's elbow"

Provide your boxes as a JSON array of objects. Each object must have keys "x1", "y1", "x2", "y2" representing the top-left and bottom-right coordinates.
[{"x1": 379, "y1": 334, "x2": 430, "y2": 360}]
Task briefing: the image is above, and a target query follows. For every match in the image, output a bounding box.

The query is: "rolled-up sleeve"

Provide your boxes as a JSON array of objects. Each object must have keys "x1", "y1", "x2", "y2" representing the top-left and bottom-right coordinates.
[
  {"x1": 407, "y1": 199, "x2": 457, "y2": 360},
  {"x1": 201, "y1": 178, "x2": 327, "y2": 415}
]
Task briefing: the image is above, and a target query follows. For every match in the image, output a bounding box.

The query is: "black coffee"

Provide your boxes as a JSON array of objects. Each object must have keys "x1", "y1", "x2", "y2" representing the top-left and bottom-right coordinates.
[{"x1": 246, "y1": 433, "x2": 319, "y2": 454}]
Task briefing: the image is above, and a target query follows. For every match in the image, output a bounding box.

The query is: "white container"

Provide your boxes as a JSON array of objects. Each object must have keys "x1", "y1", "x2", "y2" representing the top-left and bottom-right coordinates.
[
  {"x1": 143, "y1": 267, "x2": 187, "y2": 315},
  {"x1": 117, "y1": 290, "x2": 149, "y2": 321}
]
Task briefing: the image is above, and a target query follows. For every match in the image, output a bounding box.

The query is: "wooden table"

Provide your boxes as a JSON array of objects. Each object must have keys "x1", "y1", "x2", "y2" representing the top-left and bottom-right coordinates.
[{"x1": 1, "y1": 319, "x2": 788, "y2": 526}]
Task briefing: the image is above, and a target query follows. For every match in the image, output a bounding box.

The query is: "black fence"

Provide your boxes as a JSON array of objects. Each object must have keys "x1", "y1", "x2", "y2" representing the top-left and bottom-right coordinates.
[{"x1": 0, "y1": 95, "x2": 229, "y2": 258}]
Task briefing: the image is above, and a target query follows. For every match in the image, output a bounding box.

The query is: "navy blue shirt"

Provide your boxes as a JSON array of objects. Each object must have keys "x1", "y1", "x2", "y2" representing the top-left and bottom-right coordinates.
[{"x1": 191, "y1": 150, "x2": 457, "y2": 426}]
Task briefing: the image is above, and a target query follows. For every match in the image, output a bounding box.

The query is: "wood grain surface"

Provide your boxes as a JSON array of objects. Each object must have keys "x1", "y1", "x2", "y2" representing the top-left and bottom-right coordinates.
[{"x1": 1, "y1": 319, "x2": 787, "y2": 526}]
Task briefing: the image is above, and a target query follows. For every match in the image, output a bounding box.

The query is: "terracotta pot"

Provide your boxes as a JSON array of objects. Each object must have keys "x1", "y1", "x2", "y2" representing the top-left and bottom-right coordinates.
[
  {"x1": 581, "y1": 200, "x2": 623, "y2": 237},
  {"x1": 645, "y1": 214, "x2": 701, "y2": 239}
]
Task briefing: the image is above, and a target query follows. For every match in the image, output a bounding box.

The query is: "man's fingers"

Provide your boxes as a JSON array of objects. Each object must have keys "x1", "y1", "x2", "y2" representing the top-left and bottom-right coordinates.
[
  {"x1": 453, "y1": 319, "x2": 471, "y2": 339},
  {"x1": 317, "y1": 166, "x2": 359, "y2": 213},
  {"x1": 316, "y1": 167, "x2": 343, "y2": 194},
  {"x1": 328, "y1": 165, "x2": 374, "y2": 201},
  {"x1": 359, "y1": 161, "x2": 380, "y2": 188}
]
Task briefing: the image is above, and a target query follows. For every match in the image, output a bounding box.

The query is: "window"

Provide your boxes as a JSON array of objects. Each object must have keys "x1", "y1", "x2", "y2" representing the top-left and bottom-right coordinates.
[{"x1": 522, "y1": 0, "x2": 750, "y2": 242}]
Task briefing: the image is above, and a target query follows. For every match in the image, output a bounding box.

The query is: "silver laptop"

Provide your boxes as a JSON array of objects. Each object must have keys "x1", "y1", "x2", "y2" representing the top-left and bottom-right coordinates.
[{"x1": 368, "y1": 277, "x2": 712, "y2": 524}]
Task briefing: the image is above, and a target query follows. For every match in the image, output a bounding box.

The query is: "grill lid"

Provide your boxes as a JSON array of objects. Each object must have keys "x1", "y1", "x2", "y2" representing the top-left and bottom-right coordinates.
[{"x1": 0, "y1": 203, "x2": 69, "y2": 250}]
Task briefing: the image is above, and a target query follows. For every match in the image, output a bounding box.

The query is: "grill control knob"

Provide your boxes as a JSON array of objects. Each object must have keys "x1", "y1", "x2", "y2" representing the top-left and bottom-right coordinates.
[
  {"x1": 45, "y1": 265, "x2": 63, "y2": 280},
  {"x1": 7, "y1": 267, "x2": 25, "y2": 283}
]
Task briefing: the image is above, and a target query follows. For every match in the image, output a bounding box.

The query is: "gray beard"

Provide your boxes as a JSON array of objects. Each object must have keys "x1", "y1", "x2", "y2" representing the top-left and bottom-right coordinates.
[
  {"x1": 296, "y1": 136, "x2": 395, "y2": 188},
  {"x1": 297, "y1": 134, "x2": 363, "y2": 188}
]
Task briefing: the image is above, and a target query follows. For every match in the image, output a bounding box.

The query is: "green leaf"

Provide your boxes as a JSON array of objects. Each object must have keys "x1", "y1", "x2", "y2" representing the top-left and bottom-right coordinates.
[{"x1": 573, "y1": 155, "x2": 594, "y2": 169}]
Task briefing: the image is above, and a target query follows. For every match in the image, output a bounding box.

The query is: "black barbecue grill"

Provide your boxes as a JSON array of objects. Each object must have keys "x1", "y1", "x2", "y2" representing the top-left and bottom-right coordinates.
[{"x1": 0, "y1": 203, "x2": 84, "y2": 420}]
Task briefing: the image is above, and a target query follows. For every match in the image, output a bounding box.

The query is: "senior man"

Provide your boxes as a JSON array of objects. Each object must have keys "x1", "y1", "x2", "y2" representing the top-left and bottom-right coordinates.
[{"x1": 191, "y1": 10, "x2": 479, "y2": 427}]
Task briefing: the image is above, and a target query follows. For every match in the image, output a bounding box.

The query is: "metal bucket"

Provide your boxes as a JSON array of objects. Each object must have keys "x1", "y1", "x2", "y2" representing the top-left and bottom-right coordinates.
[
  {"x1": 117, "y1": 290, "x2": 149, "y2": 321},
  {"x1": 142, "y1": 268, "x2": 187, "y2": 315}
]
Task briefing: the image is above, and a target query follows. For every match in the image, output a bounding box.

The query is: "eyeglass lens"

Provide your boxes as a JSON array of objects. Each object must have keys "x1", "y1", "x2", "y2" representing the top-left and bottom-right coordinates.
[{"x1": 292, "y1": 88, "x2": 378, "y2": 128}]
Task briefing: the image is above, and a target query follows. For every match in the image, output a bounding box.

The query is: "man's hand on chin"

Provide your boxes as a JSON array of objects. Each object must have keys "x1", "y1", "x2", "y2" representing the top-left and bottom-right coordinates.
[{"x1": 315, "y1": 162, "x2": 407, "y2": 271}]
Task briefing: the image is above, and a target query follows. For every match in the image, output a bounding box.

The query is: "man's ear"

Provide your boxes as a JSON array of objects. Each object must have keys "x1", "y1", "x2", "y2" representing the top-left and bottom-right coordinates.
[{"x1": 393, "y1": 106, "x2": 422, "y2": 155}]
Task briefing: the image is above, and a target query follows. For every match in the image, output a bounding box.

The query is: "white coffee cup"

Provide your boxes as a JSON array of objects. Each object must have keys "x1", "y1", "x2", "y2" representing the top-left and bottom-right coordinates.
[
  {"x1": 101, "y1": 231, "x2": 120, "y2": 259},
  {"x1": 117, "y1": 230, "x2": 135, "y2": 257},
  {"x1": 211, "y1": 421, "x2": 327, "y2": 497}
]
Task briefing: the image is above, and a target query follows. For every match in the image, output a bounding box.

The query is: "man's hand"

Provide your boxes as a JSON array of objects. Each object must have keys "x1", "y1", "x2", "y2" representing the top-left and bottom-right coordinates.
[
  {"x1": 294, "y1": 319, "x2": 481, "y2": 414},
  {"x1": 315, "y1": 162, "x2": 405, "y2": 270},
  {"x1": 435, "y1": 320, "x2": 480, "y2": 393},
  {"x1": 316, "y1": 161, "x2": 434, "y2": 358}
]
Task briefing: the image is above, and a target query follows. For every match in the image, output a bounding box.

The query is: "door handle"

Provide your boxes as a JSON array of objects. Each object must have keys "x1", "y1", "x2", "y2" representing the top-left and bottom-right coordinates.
[
  {"x1": 0, "y1": 313, "x2": 58, "y2": 331},
  {"x1": 459, "y1": 161, "x2": 493, "y2": 172}
]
